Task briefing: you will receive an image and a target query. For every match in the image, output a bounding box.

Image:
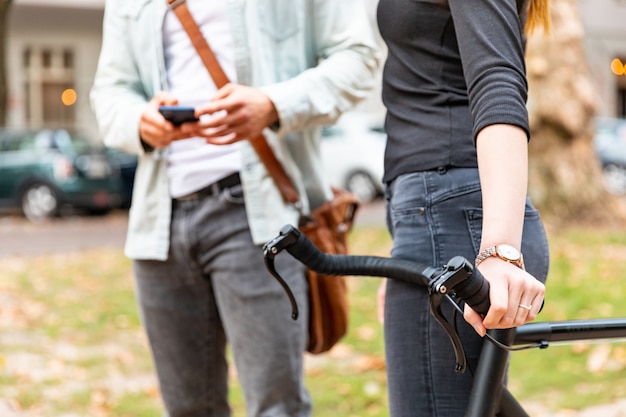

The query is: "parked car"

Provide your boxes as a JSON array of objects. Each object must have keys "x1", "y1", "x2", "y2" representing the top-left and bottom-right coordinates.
[
  {"x1": 0, "y1": 128, "x2": 126, "y2": 221},
  {"x1": 593, "y1": 117, "x2": 626, "y2": 195},
  {"x1": 105, "y1": 148, "x2": 137, "y2": 208},
  {"x1": 55, "y1": 113, "x2": 386, "y2": 210},
  {"x1": 320, "y1": 113, "x2": 386, "y2": 202}
]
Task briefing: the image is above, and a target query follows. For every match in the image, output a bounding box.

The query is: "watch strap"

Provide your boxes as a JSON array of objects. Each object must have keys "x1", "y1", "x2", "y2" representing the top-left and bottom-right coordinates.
[
  {"x1": 475, "y1": 246, "x2": 497, "y2": 266},
  {"x1": 475, "y1": 245, "x2": 525, "y2": 270}
]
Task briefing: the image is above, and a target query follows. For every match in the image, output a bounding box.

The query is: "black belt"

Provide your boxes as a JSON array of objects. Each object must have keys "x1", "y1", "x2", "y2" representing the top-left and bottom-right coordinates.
[{"x1": 174, "y1": 172, "x2": 241, "y2": 201}]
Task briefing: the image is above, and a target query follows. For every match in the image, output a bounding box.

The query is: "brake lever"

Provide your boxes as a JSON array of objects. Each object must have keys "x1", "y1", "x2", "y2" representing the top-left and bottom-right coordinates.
[
  {"x1": 427, "y1": 258, "x2": 477, "y2": 374},
  {"x1": 263, "y1": 226, "x2": 301, "y2": 320},
  {"x1": 265, "y1": 226, "x2": 477, "y2": 373},
  {"x1": 429, "y1": 292, "x2": 467, "y2": 373}
]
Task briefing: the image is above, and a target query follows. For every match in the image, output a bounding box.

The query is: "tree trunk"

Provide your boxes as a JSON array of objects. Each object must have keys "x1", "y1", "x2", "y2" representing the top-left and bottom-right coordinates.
[
  {"x1": 0, "y1": 0, "x2": 12, "y2": 126},
  {"x1": 526, "y1": 0, "x2": 626, "y2": 227}
]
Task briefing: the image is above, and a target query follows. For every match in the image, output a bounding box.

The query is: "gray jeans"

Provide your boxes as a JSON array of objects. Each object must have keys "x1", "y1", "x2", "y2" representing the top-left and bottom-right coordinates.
[
  {"x1": 133, "y1": 183, "x2": 311, "y2": 417},
  {"x1": 383, "y1": 167, "x2": 550, "y2": 417}
]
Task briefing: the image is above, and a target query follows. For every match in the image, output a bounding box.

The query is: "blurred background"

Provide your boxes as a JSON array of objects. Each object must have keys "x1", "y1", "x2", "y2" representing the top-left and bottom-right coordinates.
[
  {"x1": 2, "y1": 1, "x2": 626, "y2": 416},
  {"x1": 0, "y1": 0, "x2": 625, "y2": 222}
]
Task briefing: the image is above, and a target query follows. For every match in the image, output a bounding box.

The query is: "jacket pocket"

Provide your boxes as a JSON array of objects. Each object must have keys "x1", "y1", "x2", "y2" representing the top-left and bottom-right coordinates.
[
  {"x1": 257, "y1": 0, "x2": 302, "y2": 41},
  {"x1": 117, "y1": 0, "x2": 151, "y2": 18}
]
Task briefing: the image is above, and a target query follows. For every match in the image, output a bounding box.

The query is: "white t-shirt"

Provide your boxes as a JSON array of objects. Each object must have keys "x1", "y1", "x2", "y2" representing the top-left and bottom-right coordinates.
[{"x1": 163, "y1": 0, "x2": 241, "y2": 198}]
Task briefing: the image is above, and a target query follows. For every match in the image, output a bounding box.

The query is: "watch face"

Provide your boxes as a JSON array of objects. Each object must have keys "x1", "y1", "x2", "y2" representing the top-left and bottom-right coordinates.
[{"x1": 496, "y1": 244, "x2": 521, "y2": 261}]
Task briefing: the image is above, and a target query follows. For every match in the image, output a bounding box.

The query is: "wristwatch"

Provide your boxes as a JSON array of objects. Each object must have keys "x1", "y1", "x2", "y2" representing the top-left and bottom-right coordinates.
[{"x1": 475, "y1": 244, "x2": 525, "y2": 270}]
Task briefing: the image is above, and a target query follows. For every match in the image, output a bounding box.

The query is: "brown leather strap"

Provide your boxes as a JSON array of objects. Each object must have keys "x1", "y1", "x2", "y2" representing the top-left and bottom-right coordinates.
[{"x1": 167, "y1": 0, "x2": 300, "y2": 205}]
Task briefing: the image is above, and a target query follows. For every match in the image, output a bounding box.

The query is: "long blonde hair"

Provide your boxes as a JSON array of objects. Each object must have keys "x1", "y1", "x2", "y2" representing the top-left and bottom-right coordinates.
[{"x1": 525, "y1": 0, "x2": 551, "y2": 34}]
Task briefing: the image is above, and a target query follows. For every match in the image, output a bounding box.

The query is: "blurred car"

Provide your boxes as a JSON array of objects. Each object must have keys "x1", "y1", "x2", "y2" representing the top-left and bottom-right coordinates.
[
  {"x1": 593, "y1": 117, "x2": 626, "y2": 195},
  {"x1": 320, "y1": 113, "x2": 386, "y2": 202},
  {"x1": 0, "y1": 128, "x2": 126, "y2": 221},
  {"x1": 105, "y1": 148, "x2": 137, "y2": 208}
]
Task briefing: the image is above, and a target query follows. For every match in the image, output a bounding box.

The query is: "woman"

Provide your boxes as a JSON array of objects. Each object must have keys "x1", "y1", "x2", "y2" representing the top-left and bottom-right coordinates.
[{"x1": 377, "y1": 0, "x2": 551, "y2": 415}]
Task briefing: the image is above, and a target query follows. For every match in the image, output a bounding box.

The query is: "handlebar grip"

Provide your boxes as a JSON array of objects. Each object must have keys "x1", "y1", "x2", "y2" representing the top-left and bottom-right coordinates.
[
  {"x1": 267, "y1": 225, "x2": 491, "y2": 313},
  {"x1": 451, "y1": 266, "x2": 491, "y2": 316},
  {"x1": 282, "y1": 226, "x2": 431, "y2": 286}
]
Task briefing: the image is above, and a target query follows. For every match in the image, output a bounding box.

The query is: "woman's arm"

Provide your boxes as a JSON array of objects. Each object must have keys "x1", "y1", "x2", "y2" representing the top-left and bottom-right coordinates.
[{"x1": 465, "y1": 124, "x2": 545, "y2": 336}]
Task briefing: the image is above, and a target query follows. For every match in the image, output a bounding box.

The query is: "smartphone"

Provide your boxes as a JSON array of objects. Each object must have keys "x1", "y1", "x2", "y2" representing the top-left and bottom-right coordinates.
[{"x1": 159, "y1": 105, "x2": 199, "y2": 126}]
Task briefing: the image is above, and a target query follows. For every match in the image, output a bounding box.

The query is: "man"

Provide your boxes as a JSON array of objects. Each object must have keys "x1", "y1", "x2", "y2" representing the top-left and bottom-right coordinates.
[{"x1": 90, "y1": 1, "x2": 380, "y2": 416}]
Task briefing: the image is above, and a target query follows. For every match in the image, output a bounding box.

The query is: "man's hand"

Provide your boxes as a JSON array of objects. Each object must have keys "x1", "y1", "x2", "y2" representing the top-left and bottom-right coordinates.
[
  {"x1": 139, "y1": 92, "x2": 199, "y2": 149},
  {"x1": 184, "y1": 83, "x2": 279, "y2": 145}
]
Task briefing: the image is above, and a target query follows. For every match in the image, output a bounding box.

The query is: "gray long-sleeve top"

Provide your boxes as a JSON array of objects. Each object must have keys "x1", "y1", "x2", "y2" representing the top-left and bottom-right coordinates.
[{"x1": 377, "y1": 0, "x2": 529, "y2": 183}]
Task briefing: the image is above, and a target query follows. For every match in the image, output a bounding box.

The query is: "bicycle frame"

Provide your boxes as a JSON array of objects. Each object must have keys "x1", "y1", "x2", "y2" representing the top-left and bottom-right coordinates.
[{"x1": 474, "y1": 318, "x2": 626, "y2": 417}]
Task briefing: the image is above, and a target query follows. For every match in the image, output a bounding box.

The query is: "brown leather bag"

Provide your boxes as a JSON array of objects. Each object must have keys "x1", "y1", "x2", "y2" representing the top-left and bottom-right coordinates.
[
  {"x1": 169, "y1": 0, "x2": 357, "y2": 354},
  {"x1": 299, "y1": 188, "x2": 358, "y2": 354}
]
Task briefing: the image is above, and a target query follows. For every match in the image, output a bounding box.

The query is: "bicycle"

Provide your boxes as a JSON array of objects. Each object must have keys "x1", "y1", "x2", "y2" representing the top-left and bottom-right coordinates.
[{"x1": 262, "y1": 224, "x2": 626, "y2": 417}]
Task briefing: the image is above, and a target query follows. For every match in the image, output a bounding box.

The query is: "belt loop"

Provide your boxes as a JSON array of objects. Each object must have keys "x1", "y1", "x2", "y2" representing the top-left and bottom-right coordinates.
[{"x1": 210, "y1": 182, "x2": 220, "y2": 196}]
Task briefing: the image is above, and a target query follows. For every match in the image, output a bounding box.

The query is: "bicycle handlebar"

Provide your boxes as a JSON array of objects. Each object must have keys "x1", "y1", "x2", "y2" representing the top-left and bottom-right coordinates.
[
  {"x1": 263, "y1": 224, "x2": 491, "y2": 373},
  {"x1": 263, "y1": 225, "x2": 491, "y2": 315}
]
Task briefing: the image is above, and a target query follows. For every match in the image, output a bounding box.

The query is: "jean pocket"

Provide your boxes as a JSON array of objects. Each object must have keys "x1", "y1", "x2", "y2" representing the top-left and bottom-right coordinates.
[
  {"x1": 409, "y1": 0, "x2": 449, "y2": 6},
  {"x1": 388, "y1": 173, "x2": 427, "y2": 214},
  {"x1": 465, "y1": 201, "x2": 550, "y2": 283},
  {"x1": 465, "y1": 208, "x2": 484, "y2": 257}
]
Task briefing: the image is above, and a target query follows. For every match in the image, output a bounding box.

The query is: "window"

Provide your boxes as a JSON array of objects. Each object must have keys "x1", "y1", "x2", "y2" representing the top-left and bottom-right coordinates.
[{"x1": 23, "y1": 47, "x2": 76, "y2": 128}]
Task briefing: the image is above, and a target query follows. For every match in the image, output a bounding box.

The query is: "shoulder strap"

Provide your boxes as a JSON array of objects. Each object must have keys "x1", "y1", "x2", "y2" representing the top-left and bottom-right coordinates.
[{"x1": 167, "y1": 0, "x2": 300, "y2": 205}]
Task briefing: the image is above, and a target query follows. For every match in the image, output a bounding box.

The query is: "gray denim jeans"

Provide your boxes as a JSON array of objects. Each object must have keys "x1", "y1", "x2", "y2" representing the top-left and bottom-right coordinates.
[
  {"x1": 383, "y1": 167, "x2": 550, "y2": 417},
  {"x1": 133, "y1": 183, "x2": 311, "y2": 417}
]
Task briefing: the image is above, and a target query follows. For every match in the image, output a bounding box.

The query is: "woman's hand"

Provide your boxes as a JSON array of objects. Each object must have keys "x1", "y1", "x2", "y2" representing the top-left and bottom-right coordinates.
[{"x1": 463, "y1": 259, "x2": 545, "y2": 336}]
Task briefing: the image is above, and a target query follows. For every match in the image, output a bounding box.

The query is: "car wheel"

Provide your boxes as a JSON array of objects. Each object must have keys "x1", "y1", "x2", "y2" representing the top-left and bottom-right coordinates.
[
  {"x1": 346, "y1": 171, "x2": 379, "y2": 203},
  {"x1": 21, "y1": 182, "x2": 59, "y2": 222},
  {"x1": 602, "y1": 164, "x2": 626, "y2": 195}
]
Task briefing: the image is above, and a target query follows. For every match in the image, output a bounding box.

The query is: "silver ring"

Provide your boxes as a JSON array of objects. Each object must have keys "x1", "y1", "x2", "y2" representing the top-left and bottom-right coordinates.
[{"x1": 519, "y1": 304, "x2": 532, "y2": 310}]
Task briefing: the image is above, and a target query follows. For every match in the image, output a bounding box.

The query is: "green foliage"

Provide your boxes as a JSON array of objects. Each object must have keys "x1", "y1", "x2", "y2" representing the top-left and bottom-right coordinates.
[
  {"x1": 1, "y1": 226, "x2": 625, "y2": 415},
  {"x1": 507, "y1": 228, "x2": 626, "y2": 412}
]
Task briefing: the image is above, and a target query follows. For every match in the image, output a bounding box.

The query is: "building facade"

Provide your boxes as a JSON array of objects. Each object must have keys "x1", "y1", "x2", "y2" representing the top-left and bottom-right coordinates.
[
  {"x1": 6, "y1": 0, "x2": 105, "y2": 140},
  {"x1": 579, "y1": 0, "x2": 626, "y2": 118}
]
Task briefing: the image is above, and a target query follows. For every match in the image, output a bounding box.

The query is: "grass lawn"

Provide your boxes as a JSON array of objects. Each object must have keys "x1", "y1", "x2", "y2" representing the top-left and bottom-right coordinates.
[{"x1": 1, "y1": 224, "x2": 626, "y2": 416}]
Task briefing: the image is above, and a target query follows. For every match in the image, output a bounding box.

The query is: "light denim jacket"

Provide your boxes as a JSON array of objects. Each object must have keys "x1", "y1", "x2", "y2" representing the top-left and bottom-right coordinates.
[{"x1": 90, "y1": 0, "x2": 381, "y2": 260}]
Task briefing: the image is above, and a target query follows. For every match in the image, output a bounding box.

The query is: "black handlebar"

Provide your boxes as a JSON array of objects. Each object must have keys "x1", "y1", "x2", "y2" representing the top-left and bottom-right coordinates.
[
  {"x1": 267, "y1": 224, "x2": 433, "y2": 284},
  {"x1": 263, "y1": 225, "x2": 492, "y2": 373},
  {"x1": 264, "y1": 225, "x2": 495, "y2": 372},
  {"x1": 264, "y1": 224, "x2": 490, "y2": 314},
  {"x1": 437, "y1": 256, "x2": 491, "y2": 316}
]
